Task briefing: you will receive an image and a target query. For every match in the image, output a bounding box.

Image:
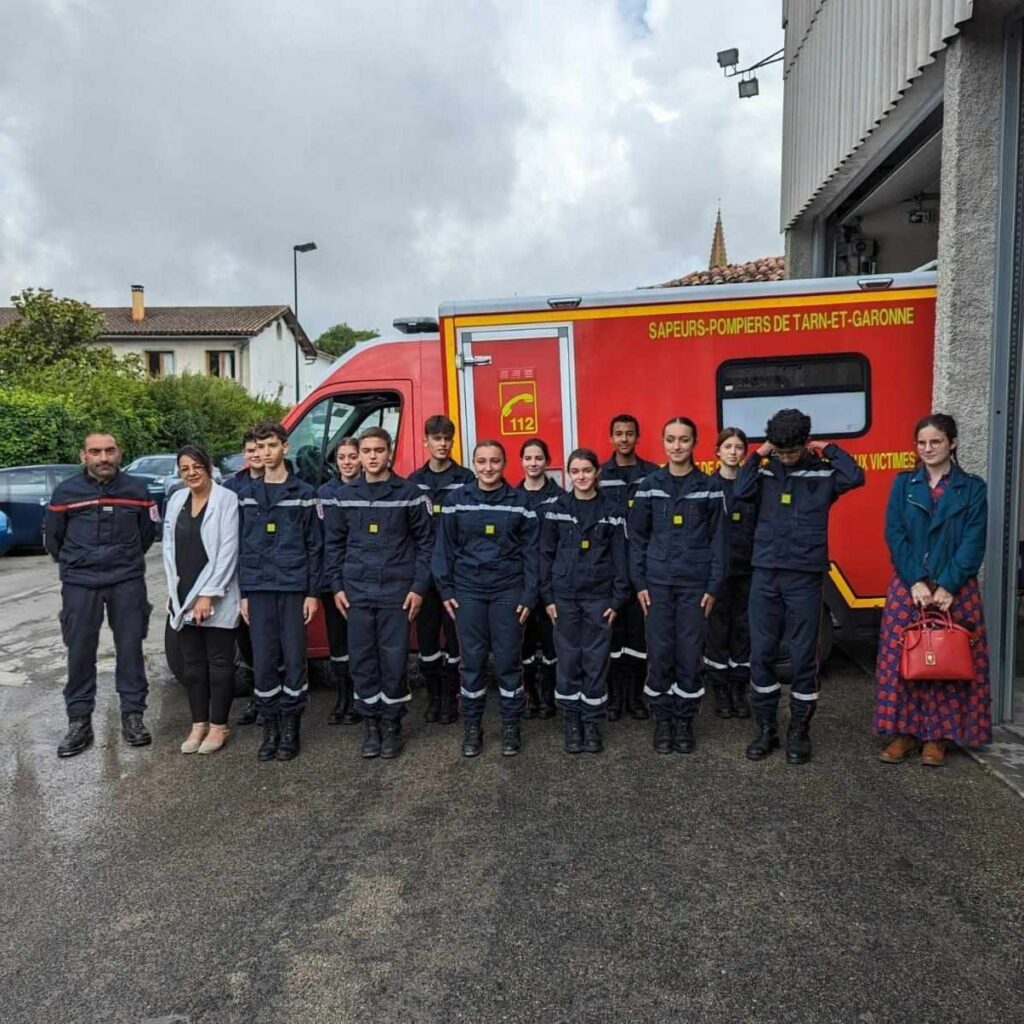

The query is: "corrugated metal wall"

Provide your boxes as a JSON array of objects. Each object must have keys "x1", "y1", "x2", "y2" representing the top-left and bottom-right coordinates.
[{"x1": 781, "y1": 0, "x2": 974, "y2": 230}]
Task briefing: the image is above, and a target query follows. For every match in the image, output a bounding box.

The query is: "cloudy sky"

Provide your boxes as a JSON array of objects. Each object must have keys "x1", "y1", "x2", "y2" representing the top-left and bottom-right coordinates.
[{"x1": 1, "y1": 0, "x2": 783, "y2": 341}]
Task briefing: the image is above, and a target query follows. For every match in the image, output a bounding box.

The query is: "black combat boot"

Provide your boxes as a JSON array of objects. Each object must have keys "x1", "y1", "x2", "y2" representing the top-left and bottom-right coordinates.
[
  {"x1": 360, "y1": 717, "x2": 382, "y2": 758},
  {"x1": 276, "y1": 713, "x2": 301, "y2": 761},
  {"x1": 235, "y1": 661, "x2": 259, "y2": 724},
  {"x1": 380, "y1": 719, "x2": 406, "y2": 759},
  {"x1": 57, "y1": 716, "x2": 93, "y2": 758},
  {"x1": 524, "y1": 663, "x2": 541, "y2": 719},
  {"x1": 563, "y1": 712, "x2": 583, "y2": 754},
  {"x1": 581, "y1": 720, "x2": 603, "y2": 754},
  {"x1": 731, "y1": 678, "x2": 751, "y2": 719},
  {"x1": 258, "y1": 716, "x2": 280, "y2": 762},
  {"x1": 673, "y1": 718, "x2": 696, "y2": 754},
  {"x1": 423, "y1": 673, "x2": 442, "y2": 723},
  {"x1": 626, "y1": 670, "x2": 649, "y2": 720},
  {"x1": 121, "y1": 711, "x2": 152, "y2": 747},
  {"x1": 236, "y1": 697, "x2": 259, "y2": 726},
  {"x1": 607, "y1": 672, "x2": 623, "y2": 721},
  {"x1": 745, "y1": 716, "x2": 780, "y2": 761},
  {"x1": 711, "y1": 680, "x2": 733, "y2": 719},
  {"x1": 653, "y1": 718, "x2": 674, "y2": 754},
  {"x1": 537, "y1": 663, "x2": 556, "y2": 719},
  {"x1": 462, "y1": 719, "x2": 483, "y2": 757},
  {"x1": 438, "y1": 673, "x2": 459, "y2": 725},
  {"x1": 501, "y1": 720, "x2": 522, "y2": 757},
  {"x1": 786, "y1": 716, "x2": 812, "y2": 765}
]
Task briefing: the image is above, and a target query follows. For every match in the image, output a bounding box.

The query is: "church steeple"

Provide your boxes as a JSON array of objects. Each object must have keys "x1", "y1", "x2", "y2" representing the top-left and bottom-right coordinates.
[{"x1": 709, "y1": 206, "x2": 728, "y2": 270}]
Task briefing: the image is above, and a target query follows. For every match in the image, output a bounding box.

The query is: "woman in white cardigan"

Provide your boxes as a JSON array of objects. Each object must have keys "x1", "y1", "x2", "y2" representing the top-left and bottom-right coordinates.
[{"x1": 162, "y1": 444, "x2": 241, "y2": 754}]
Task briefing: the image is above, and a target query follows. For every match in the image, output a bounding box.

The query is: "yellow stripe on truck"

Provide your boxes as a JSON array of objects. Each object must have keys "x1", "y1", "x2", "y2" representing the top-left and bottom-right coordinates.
[
  {"x1": 442, "y1": 318, "x2": 461, "y2": 463},
  {"x1": 829, "y1": 562, "x2": 885, "y2": 609}
]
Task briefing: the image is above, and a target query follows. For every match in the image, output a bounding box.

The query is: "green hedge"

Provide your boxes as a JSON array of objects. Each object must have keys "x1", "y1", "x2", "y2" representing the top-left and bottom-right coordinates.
[{"x1": 0, "y1": 389, "x2": 92, "y2": 466}]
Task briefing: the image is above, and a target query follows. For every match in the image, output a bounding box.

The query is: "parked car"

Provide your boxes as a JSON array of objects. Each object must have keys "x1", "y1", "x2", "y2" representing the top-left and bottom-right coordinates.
[
  {"x1": 0, "y1": 464, "x2": 81, "y2": 550},
  {"x1": 123, "y1": 454, "x2": 179, "y2": 516},
  {"x1": 0, "y1": 510, "x2": 13, "y2": 557}
]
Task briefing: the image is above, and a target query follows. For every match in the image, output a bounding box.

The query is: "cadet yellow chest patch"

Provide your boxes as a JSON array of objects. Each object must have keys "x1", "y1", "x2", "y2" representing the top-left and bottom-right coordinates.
[
  {"x1": 485, "y1": 524, "x2": 495, "y2": 535},
  {"x1": 628, "y1": 499, "x2": 634, "y2": 508},
  {"x1": 266, "y1": 522, "x2": 276, "y2": 534},
  {"x1": 369, "y1": 523, "x2": 379, "y2": 534},
  {"x1": 581, "y1": 539, "x2": 590, "y2": 550},
  {"x1": 732, "y1": 511, "x2": 742, "y2": 521},
  {"x1": 433, "y1": 504, "x2": 441, "y2": 514},
  {"x1": 673, "y1": 514, "x2": 683, "y2": 525},
  {"x1": 781, "y1": 493, "x2": 793, "y2": 505}
]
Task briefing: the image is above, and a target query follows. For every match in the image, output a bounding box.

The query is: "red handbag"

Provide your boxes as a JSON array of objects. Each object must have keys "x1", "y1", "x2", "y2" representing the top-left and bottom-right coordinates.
[{"x1": 898, "y1": 610, "x2": 976, "y2": 681}]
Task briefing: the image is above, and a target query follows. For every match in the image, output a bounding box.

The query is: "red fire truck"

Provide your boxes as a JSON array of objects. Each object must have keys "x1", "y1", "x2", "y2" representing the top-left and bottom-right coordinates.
[{"x1": 282, "y1": 271, "x2": 936, "y2": 659}]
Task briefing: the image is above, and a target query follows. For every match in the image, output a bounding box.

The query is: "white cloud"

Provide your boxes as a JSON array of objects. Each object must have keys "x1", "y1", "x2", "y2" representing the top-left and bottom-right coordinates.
[{"x1": 0, "y1": 0, "x2": 783, "y2": 336}]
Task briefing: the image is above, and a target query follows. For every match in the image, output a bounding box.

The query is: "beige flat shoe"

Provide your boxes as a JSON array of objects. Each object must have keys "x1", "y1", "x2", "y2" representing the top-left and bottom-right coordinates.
[
  {"x1": 198, "y1": 725, "x2": 229, "y2": 755},
  {"x1": 181, "y1": 724, "x2": 209, "y2": 754}
]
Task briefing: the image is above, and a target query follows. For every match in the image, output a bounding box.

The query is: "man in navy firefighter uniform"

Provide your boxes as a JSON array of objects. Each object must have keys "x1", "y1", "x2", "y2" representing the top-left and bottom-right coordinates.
[
  {"x1": 734, "y1": 408, "x2": 864, "y2": 764},
  {"x1": 599, "y1": 414, "x2": 658, "y2": 721},
  {"x1": 237, "y1": 421, "x2": 322, "y2": 763},
  {"x1": 324, "y1": 427, "x2": 434, "y2": 760},
  {"x1": 408, "y1": 415, "x2": 474, "y2": 725},
  {"x1": 45, "y1": 432, "x2": 158, "y2": 757}
]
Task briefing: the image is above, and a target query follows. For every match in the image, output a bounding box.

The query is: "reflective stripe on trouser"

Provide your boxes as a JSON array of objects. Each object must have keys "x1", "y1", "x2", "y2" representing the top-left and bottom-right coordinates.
[
  {"x1": 60, "y1": 578, "x2": 151, "y2": 717},
  {"x1": 611, "y1": 592, "x2": 647, "y2": 663},
  {"x1": 553, "y1": 598, "x2": 613, "y2": 722},
  {"x1": 704, "y1": 573, "x2": 752, "y2": 687},
  {"x1": 748, "y1": 568, "x2": 823, "y2": 720},
  {"x1": 522, "y1": 600, "x2": 557, "y2": 666},
  {"x1": 415, "y1": 585, "x2": 460, "y2": 681},
  {"x1": 320, "y1": 591, "x2": 349, "y2": 661},
  {"x1": 454, "y1": 593, "x2": 525, "y2": 721},
  {"x1": 348, "y1": 604, "x2": 412, "y2": 720},
  {"x1": 643, "y1": 583, "x2": 706, "y2": 721},
  {"x1": 248, "y1": 591, "x2": 308, "y2": 716}
]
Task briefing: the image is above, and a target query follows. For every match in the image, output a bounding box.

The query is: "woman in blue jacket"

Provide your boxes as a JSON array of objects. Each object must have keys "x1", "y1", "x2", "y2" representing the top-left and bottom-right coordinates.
[
  {"x1": 874, "y1": 413, "x2": 991, "y2": 766},
  {"x1": 540, "y1": 448, "x2": 629, "y2": 754},
  {"x1": 629, "y1": 417, "x2": 726, "y2": 755},
  {"x1": 433, "y1": 439, "x2": 539, "y2": 758}
]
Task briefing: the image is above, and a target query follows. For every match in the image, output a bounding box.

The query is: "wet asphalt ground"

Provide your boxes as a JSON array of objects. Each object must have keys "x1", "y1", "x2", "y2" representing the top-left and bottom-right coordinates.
[{"x1": 1, "y1": 553, "x2": 1023, "y2": 1024}]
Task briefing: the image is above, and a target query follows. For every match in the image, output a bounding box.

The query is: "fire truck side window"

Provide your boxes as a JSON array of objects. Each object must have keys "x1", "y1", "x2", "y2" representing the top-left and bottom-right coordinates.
[{"x1": 717, "y1": 354, "x2": 870, "y2": 440}]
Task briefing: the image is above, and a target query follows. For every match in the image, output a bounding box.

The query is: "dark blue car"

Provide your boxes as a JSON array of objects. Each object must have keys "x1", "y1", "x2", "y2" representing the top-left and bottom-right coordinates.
[{"x1": 0, "y1": 464, "x2": 81, "y2": 550}]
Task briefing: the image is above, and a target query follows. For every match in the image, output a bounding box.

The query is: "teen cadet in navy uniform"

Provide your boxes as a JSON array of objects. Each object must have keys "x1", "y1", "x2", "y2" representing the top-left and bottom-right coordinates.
[
  {"x1": 704, "y1": 428, "x2": 757, "y2": 719},
  {"x1": 516, "y1": 437, "x2": 563, "y2": 719},
  {"x1": 734, "y1": 408, "x2": 864, "y2": 764},
  {"x1": 237, "y1": 421, "x2": 322, "y2": 763},
  {"x1": 629, "y1": 417, "x2": 726, "y2": 755},
  {"x1": 324, "y1": 427, "x2": 433, "y2": 760},
  {"x1": 540, "y1": 448, "x2": 629, "y2": 754},
  {"x1": 317, "y1": 436, "x2": 362, "y2": 726},
  {"x1": 45, "y1": 432, "x2": 158, "y2": 757},
  {"x1": 599, "y1": 413, "x2": 658, "y2": 722},
  {"x1": 408, "y1": 415, "x2": 474, "y2": 725},
  {"x1": 433, "y1": 439, "x2": 539, "y2": 758}
]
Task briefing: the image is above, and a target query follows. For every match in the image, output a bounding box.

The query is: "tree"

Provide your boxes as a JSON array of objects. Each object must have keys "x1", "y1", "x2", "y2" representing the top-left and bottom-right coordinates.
[
  {"x1": 0, "y1": 288, "x2": 104, "y2": 381},
  {"x1": 315, "y1": 323, "x2": 379, "y2": 358}
]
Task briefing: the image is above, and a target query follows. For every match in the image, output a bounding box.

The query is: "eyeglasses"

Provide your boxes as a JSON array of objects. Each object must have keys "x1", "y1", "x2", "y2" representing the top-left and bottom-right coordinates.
[{"x1": 916, "y1": 440, "x2": 948, "y2": 449}]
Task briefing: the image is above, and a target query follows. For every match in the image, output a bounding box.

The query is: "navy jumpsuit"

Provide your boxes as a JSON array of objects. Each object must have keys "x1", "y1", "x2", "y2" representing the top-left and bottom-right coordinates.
[
  {"x1": 628, "y1": 466, "x2": 727, "y2": 722},
  {"x1": 237, "y1": 474, "x2": 323, "y2": 718},
  {"x1": 44, "y1": 469, "x2": 157, "y2": 718},
  {"x1": 540, "y1": 491, "x2": 629, "y2": 719},
  {"x1": 408, "y1": 460, "x2": 475, "y2": 703},
  {"x1": 432, "y1": 481, "x2": 539, "y2": 722},
  {"x1": 323, "y1": 474, "x2": 433, "y2": 720},
  {"x1": 733, "y1": 445, "x2": 864, "y2": 720}
]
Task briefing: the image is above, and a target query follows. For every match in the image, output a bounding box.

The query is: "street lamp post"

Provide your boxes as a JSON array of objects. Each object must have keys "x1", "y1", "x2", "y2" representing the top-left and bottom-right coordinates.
[{"x1": 292, "y1": 241, "x2": 317, "y2": 403}]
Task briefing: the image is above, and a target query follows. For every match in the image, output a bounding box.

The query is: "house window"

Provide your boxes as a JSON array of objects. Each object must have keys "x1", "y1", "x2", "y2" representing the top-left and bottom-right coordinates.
[
  {"x1": 717, "y1": 353, "x2": 870, "y2": 440},
  {"x1": 207, "y1": 350, "x2": 236, "y2": 379},
  {"x1": 145, "y1": 351, "x2": 175, "y2": 378}
]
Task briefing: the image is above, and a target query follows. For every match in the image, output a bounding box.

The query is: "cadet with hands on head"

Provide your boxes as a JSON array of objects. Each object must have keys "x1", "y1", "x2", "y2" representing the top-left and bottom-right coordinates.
[
  {"x1": 734, "y1": 408, "x2": 864, "y2": 765},
  {"x1": 408, "y1": 415, "x2": 475, "y2": 725},
  {"x1": 433, "y1": 439, "x2": 539, "y2": 758},
  {"x1": 317, "y1": 437, "x2": 362, "y2": 726},
  {"x1": 600, "y1": 414, "x2": 658, "y2": 723},
  {"x1": 629, "y1": 417, "x2": 727, "y2": 755},
  {"x1": 516, "y1": 437, "x2": 563, "y2": 720},
  {"x1": 540, "y1": 448, "x2": 629, "y2": 754},
  {"x1": 324, "y1": 427, "x2": 433, "y2": 760}
]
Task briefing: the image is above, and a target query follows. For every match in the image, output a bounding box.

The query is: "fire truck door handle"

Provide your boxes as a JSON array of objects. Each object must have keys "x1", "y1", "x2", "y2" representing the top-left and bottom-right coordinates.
[{"x1": 456, "y1": 353, "x2": 493, "y2": 369}]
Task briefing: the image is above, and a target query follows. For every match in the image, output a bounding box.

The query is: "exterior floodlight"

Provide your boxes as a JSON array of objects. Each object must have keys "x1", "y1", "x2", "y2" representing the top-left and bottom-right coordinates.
[
  {"x1": 738, "y1": 76, "x2": 760, "y2": 98},
  {"x1": 717, "y1": 48, "x2": 739, "y2": 69}
]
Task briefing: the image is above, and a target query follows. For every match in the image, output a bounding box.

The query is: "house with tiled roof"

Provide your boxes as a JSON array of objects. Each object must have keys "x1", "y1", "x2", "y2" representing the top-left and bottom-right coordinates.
[{"x1": 0, "y1": 285, "x2": 330, "y2": 401}]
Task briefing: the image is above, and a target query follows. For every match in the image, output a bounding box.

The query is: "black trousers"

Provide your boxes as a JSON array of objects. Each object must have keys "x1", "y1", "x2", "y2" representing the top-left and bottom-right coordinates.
[
  {"x1": 321, "y1": 591, "x2": 350, "y2": 667},
  {"x1": 348, "y1": 605, "x2": 412, "y2": 720},
  {"x1": 522, "y1": 600, "x2": 557, "y2": 673},
  {"x1": 704, "y1": 574, "x2": 752, "y2": 686},
  {"x1": 60, "y1": 578, "x2": 151, "y2": 718},
  {"x1": 248, "y1": 591, "x2": 308, "y2": 716},
  {"x1": 178, "y1": 625, "x2": 237, "y2": 725},
  {"x1": 611, "y1": 590, "x2": 647, "y2": 676},
  {"x1": 415, "y1": 584, "x2": 459, "y2": 681},
  {"x1": 553, "y1": 598, "x2": 612, "y2": 721}
]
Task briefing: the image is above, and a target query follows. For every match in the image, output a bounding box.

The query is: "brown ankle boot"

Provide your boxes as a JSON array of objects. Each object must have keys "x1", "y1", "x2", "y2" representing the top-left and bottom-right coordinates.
[
  {"x1": 879, "y1": 735, "x2": 918, "y2": 763},
  {"x1": 921, "y1": 740, "x2": 947, "y2": 767}
]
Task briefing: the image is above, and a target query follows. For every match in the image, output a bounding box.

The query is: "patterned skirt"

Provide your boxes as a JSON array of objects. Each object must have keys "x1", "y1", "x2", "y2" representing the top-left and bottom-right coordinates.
[{"x1": 872, "y1": 574, "x2": 992, "y2": 746}]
